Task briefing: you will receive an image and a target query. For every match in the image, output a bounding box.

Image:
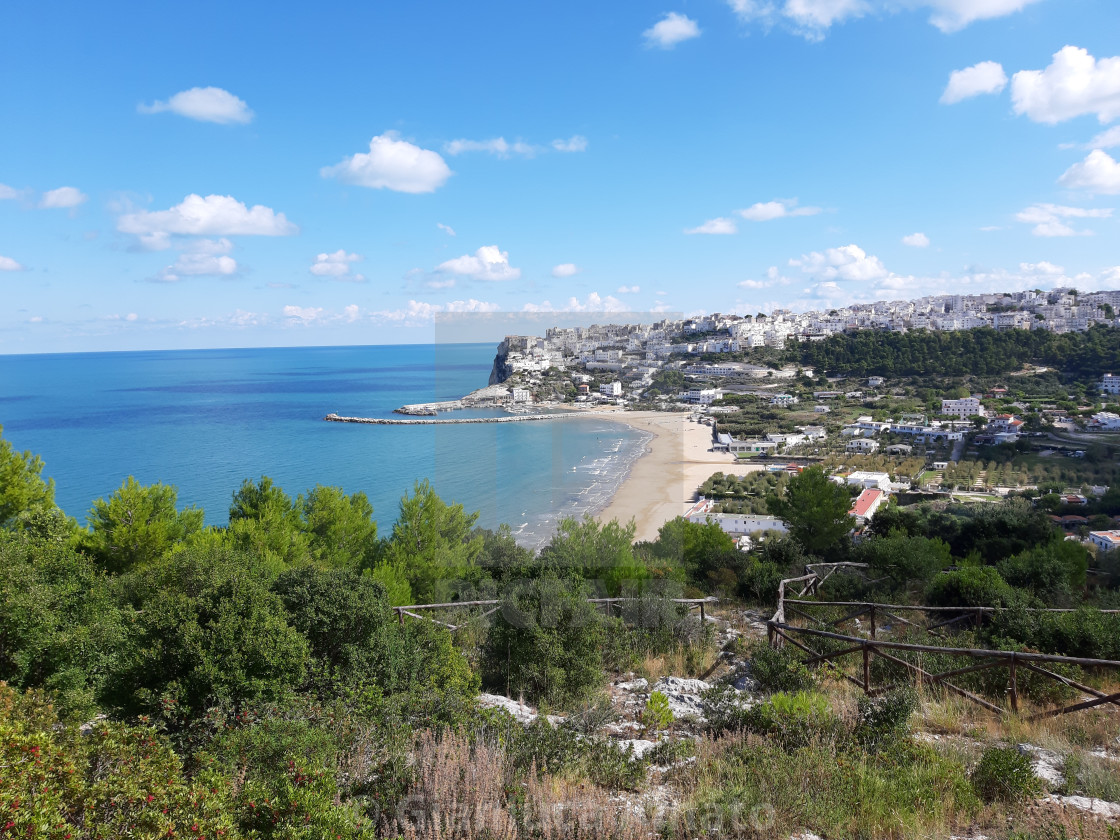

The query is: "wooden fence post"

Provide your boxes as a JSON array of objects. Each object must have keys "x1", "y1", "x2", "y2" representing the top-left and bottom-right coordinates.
[
  {"x1": 396, "y1": 607, "x2": 404, "y2": 626},
  {"x1": 863, "y1": 643, "x2": 871, "y2": 693},
  {"x1": 869, "y1": 604, "x2": 876, "y2": 640},
  {"x1": 1009, "y1": 653, "x2": 1018, "y2": 715}
]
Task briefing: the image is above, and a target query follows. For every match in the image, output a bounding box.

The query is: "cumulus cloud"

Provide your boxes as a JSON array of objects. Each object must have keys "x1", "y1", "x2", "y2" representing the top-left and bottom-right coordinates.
[
  {"x1": 157, "y1": 253, "x2": 238, "y2": 282},
  {"x1": 685, "y1": 217, "x2": 738, "y2": 235},
  {"x1": 321, "y1": 132, "x2": 452, "y2": 193},
  {"x1": 940, "y1": 61, "x2": 1008, "y2": 104},
  {"x1": 522, "y1": 292, "x2": 628, "y2": 313},
  {"x1": 435, "y1": 245, "x2": 521, "y2": 281},
  {"x1": 118, "y1": 194, "x2": 298, "y2": 237},
  {"x1": 309, "y1": 249, "x2": 364, "y2": 280},
  {"x1": 1016, "y1": 202, "x2": 1113, "y2": 236},
  {"x1": 0, "y1": 184, "x2": 22, "y2": 200},
  {"x1": 790, "y1": 244, "x2": 888, "y2": 281},
  {"x1": 737, "y1": 279, "x2": 772, "y2": 289},
  {"x1": 1020, "y1": 261, "x2": 1065, "y2": 275},
  {"x1": 727, "y1": 0, "x2": 1043, "y2": 38},
  {"x1": 1058, "y1": 150, "x2": 1120, "y2": 194},
  {"x1": 283, "y1": 305, "x2": 324, "y2": 323},
  {"x1": 552, "y1": 135, "x2": 588, "y2": 152},
  {"x1": 1088, "y1": 126, "x2": 1120, "y2": 150},
  {"x1": 739, "y1": 198, "x2": 822, "y2": 221},
  {"x1": 437, "y1": 222, "x2": 456, "y2": 236},
  {"x1": 0, "y1": 255, "x2": 24, "y2": 271},
  {"x1": 643, "y1": 12, "x2": 701, "y2": 49},
  {"x1": 138, "y1": 87, "x2": 254, "y2": 124},
  {"x1": 552, "y1": 263, "x2": 580, "y2": 278},
  {"x1": 1012, "y1": 47, "x2": 1120, "y2": 125},
  {"x1": 617, "y1": 285, "x2": 641, "y2": 294},
  {"x1": 39, "y1": 186, "x2": 87, "y2": 209},
  {"x1": 371, "y1": 299, "x2": 501, "y2": 326},
  {"x1": 902, "y1": 232, "x2": 931, "y2": 247}
]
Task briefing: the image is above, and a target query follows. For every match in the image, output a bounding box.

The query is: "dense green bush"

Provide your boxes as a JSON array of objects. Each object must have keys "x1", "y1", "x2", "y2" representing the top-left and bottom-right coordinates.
[
  {"x1": 740, "y1": 691, "x2": 836, "y2": 748},
  {"x1": 747, "y1": 641, "x2": 817, "y2": 694},
  {"x1": 924, "y1": 565, "x2": 1022, "y2": 610},
  {"x1": 854, "y1": 688, "x2": 917, "y2": 747},
  {"x1": 481, "y1": 577, "x2": 606, "y2": 707},
  {"x1": 970, "y1": 746, "x2": 1042, "y2": 803}
]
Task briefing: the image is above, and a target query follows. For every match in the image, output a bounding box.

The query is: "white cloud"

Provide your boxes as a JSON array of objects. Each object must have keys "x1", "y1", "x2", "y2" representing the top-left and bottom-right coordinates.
[
  {"x1": 0, "y1": 255, "x2": 24, "y2": 271},
  {"x1": 310, "y1": 249, "x2": 364, "y2": 280},
  {"x1": 1058, "y1": 150, "x2": 1120, "y2": 194},
  {"x1": 790, "y1": 244, "x2": 888, "y2": 281},
  {"x1": 617, "y1": 285, "x2": 641, "y2": 294},
  {"x1": 552, "y1": 135, "x2": 588, "y2": 152},
  {"x1": 0, "y1": 184, "x2": 21, "y2": 200},
  {"x1": 435, "y1": 245, "x2": 521, "y2": 281},
  {"x1": 1016, "y1": 202, "x2": 1113, "y2": 236},
  {"x1": 643, "y1": 12, "x2": 701, "y2": 49},
  {"x1": 445, "y1": 137, "x2": 539, "y2": 158},
  {"x1": 1088, "y1": 126, "x2": 1120, "y2": 150},
  {"x1": 1012, "y1": 47, "x2": 1120, "y2": 125},
  {"x1": 321, "y1": 132, "x2": 452, "y2": 194},
  {"x1": 118, "y1": 193, "x2": 298, "y2": 237},
  {"x1": 283, "y1": 305, "x2": 325, "y2": 323},
  {"x1": 437, "y1": 222, "x2": 456, "y2": 236},
  {"x1": 158, "y1": 253, "x2": 238, "y2": 282},
  {"x1": 739, "y1": 198, "x2": 822, "y2": 221},
  {"x1": 1020, "y1": 261, "x2": 1065, "y2": 275},
  {"x1": 39, "y1": 186, "x2": 87, "y2": 209},
  {"x1": 940, "y1": 61, "x2": 1008, "y2": 105},
  {"x1": 685, "y1": 217, "x2": 738, "y2": 235},
  {"x1": 138, "y1": 87, "x2": 254, "y2": 124},
  {"x1": 371, "y1": 299, "x2": 501, "y2": 326},
  {"x1": 738, "y1": 279, "x2": 772, "y2": 289},
  {"x1": 925, "y1": 0, "x2": 1044, "y2": 33},
  {"x1": 552, "y1": 263, "x2": 580, "y2": 278},
  {"x1": 902, "y1": 232, "x2": 931, "y2": 247},
  {"x1": 727, "y1": 0, "x2": 1042, "y2": 38},
  {"x1": 426, "y1": 278, "x2": 457, "y2": 290},
  {"x1": 522, "y1": 292, "x2": 628, "y2": 313}
]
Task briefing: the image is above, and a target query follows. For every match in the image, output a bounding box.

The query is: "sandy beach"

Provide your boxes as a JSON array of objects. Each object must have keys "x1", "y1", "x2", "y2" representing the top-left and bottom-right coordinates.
[{"x1": 591, "y1": 410, "x2": 767, "y2": 542}]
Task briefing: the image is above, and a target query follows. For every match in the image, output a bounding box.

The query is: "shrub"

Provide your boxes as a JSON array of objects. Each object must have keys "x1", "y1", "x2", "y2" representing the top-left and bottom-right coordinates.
[
  {"x1": 924, "y1": 565, "x2": 1021, "y2": 610},
  {"x1": 701, "y1": 683, "x2": 753, "y2": 735},
  {"x1": 747, "y1": 641, "x2": 816, "y2": 694},
  {"x1": 970, "y1": 746, "x2": 1043, "y2": 803},
  {"x1": 481, "y1": 577, "x2": 606, "y2": 707},
  {"x1": 585, "y1": 739, "x2": 649, "y2": 791},
  {"x1": 641, "y1": 691, "x2": 674, "y2": 733},
  {"x1": 855, "y1": 687, "x2": 917, "y2": 747},
  {"x1": 741, "y1": 691, "x2": 835, "y2": 748}
]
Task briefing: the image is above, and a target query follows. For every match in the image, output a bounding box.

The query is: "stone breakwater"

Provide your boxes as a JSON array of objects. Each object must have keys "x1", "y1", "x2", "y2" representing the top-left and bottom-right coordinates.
[{"x1": 325, "y1": 412, "x2": 588, "y2": 426}]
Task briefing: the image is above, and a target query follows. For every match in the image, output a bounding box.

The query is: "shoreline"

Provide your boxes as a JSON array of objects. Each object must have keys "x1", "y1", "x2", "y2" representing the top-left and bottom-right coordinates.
[{"x1": 587, "y1": 410, "x2": 768, "y2": 542}]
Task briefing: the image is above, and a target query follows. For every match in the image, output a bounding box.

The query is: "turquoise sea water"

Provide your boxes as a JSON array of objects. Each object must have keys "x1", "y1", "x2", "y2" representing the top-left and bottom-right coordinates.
[{"x1": 0, "y1": 344, "x2": 648, "y2": 547}]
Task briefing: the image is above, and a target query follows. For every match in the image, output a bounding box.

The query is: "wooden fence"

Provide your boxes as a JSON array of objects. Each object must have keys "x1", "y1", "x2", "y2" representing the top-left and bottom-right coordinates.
[
  {"x1": 394, "y1": 596, "x2": 718, "y2": 632},
  {"x1": 768, "y1": 564, "x2": 1120, "y2": 720}
]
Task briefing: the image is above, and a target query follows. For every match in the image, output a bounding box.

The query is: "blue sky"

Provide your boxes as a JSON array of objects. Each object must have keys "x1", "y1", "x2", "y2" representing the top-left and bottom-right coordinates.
[{"x1": 1, "y1": 0, "x2": 1119, "y2": 353}]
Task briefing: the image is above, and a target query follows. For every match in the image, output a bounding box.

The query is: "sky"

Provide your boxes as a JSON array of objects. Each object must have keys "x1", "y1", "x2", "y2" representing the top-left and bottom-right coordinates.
[{"x1": 2, "y1": 0, "x2": 1119, "y2": 353}]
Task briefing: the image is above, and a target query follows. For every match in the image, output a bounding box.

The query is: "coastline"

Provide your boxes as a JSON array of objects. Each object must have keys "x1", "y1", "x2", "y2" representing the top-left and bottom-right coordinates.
[{"x1": 588, "y1": 410, "x2": 768, "y2": 542}]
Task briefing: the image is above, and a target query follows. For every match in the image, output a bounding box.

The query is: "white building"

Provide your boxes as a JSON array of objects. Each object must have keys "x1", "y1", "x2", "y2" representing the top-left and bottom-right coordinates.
[
  {"x1": 1089, "y1": 412, "x2": 1120, "y2": 430},
  {"x1": 849, "y1": 488, "x2": 887, "y2": 526},
  {"x1": 686, "y1": 388, "x2": 721, "y2": 405},
  {"x1": 941, "y1": 397, "x2": 985, "y2": 419},
  {"x1": 770, "y1": 394, "x2": 799, "y2": 406},
  {"x1": 599, "y1": 381, "x2": 623, "y2": 397},
  {"x1": 1089, "y1": 530, "x2": 1120, "y2": 552},
  {"x1": 868, "y1": 376, "x2": 885, "y2": 388},
  {"x1": 685, "y1": 500, "x2": 789, "y2": 536},
  {"x1": 846, "y1": 439, "x2": 880, "y2": 454},
  {"x1": 1101, "y1": 374, "x2": 1120, "y2": 395},
  {"x1": 847, "y1": 471, "x2": 892, "y2": 490},
  {"x1": 511, "y1": 388, "x2": 532, "y2": 403}
]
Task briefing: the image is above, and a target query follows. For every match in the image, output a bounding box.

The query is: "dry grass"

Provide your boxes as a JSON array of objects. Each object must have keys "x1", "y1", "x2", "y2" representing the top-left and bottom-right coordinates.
[
  {"x1": 387, "y1": 730, "x2": 657, "y2": 840},
  {"x1": 635, "y1": 645, "x2": 720, "y2": 683}
]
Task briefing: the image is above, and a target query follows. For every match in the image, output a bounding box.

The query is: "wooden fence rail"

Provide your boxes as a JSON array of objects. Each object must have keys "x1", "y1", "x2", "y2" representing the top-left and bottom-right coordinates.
[
  {"x1": 769, "y1": 564, "x2": 1120, "y2": 720},
  {"x1": 394, "y1": 596, "x2": 718, "y2": 632}
]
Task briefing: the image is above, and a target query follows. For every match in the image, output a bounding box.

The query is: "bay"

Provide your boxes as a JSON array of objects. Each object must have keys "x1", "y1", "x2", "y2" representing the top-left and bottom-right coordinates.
[{"x1": 0, "y1": 343, "x2": 647, "y2": 547}]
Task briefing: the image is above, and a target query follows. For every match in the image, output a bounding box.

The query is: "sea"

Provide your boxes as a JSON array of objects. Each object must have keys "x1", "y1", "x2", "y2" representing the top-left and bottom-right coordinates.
[{"x1": 0, "y1": 343, "x2": 650, "y2": 548}]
